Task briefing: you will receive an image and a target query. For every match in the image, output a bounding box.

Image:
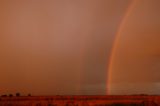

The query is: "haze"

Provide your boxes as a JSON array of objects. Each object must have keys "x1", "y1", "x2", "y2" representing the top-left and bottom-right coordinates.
[{"x1": 0, "y1": 0, "x2": 160, "y2": 95}]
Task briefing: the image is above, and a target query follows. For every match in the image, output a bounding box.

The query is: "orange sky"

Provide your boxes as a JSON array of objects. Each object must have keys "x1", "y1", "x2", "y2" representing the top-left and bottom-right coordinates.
[
  {"x1": 0, "y1": 0, "x2": 160, "y2": 95},
  {"x1": 108, "y1": 0, "x2": 160, "y2": 94}
]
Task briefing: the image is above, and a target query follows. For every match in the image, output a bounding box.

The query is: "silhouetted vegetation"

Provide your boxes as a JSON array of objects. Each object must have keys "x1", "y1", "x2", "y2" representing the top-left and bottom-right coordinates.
[
  {"x1": 1, "y1": 95, "x2": 7, "y2": 97},
  {"x1": 9, "y1": 94, "x2": 13, "y2": 97},
  {"x1": 28, "y1": 94, "x2": 31, "y2": 96},
  {"x1": 16, "y1": 92, "x2": 20, "y2": 97}
]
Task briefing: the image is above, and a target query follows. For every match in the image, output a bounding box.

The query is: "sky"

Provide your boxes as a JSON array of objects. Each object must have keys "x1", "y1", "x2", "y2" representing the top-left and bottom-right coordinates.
[
  {"x1": 108, "y1": 0, "x2": 160, "y2": 95},
  {"x1": 0, "y1": 0, "x2": 160, "y2": 95}
]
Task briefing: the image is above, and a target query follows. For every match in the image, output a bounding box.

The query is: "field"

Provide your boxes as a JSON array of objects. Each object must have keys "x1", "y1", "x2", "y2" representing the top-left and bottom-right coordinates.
[{"x1": 0, "y1": 95, "x2": 160, "y2": 106}]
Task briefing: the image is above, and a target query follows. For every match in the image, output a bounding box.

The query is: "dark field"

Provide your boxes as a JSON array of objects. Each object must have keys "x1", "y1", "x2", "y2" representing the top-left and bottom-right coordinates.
[{"x1": 0, "y1": 95, "x2": 160, "y2": 106}]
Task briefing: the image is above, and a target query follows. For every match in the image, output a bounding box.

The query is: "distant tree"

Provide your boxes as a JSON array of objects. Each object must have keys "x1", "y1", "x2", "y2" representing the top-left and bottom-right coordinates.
[
  {"x1": 1, "y1": 95, "x2": 7, "y2": 97},
  {"x1": 16, "y1": 93, "x2": 20, "y2": 97},
  {"x1": 9, "y1": 94, "x2": 13, "y2": 97},
  {"x1": 28, "y1": 94, "x2": 31, "y2": 96}
]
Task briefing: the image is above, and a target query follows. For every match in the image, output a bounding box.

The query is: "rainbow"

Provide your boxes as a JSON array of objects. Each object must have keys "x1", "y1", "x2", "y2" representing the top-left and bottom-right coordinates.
[{"x1": 107, "y1": 0, "x2": 138, "y2": 94}]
